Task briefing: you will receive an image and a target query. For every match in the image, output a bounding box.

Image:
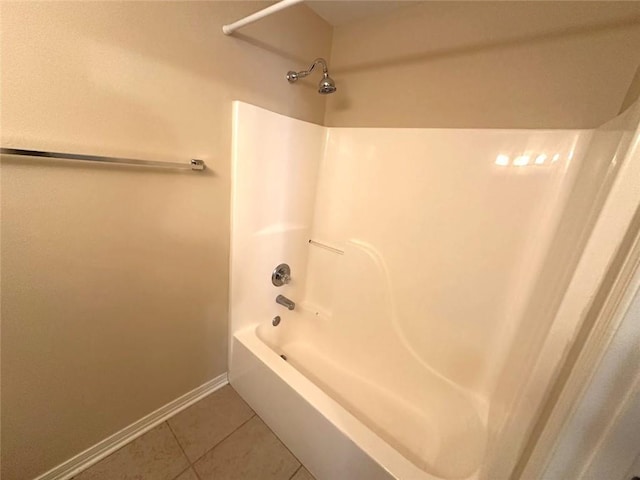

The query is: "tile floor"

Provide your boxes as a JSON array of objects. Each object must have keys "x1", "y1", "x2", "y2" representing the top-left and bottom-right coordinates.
[{"x1": 73, "y1": 385, "x2": 316, "y2": 480}]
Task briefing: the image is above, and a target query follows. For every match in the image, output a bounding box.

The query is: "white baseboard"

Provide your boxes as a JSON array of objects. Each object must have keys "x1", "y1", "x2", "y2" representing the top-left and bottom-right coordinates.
[{"x1": 34, "y1": 372, "x2": 229, "y2": 480}]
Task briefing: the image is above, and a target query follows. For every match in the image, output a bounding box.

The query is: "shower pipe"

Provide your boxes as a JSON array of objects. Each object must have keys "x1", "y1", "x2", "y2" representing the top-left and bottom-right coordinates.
[
  {"x1": 222, "y1": 0, "x2": 304, "y2": 35},
  {"x1": 0, "y1": 148, "x2": 206, "y2": 171}
]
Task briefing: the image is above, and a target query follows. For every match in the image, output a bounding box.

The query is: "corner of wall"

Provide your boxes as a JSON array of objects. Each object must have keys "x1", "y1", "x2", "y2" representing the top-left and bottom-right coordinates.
[{"x1": 620, "y1": 64, "x2": 640, "y2": 115}]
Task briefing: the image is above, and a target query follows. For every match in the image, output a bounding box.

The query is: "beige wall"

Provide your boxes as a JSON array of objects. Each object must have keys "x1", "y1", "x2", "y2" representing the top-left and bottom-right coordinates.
[
  {"x1": 0, "y1": 2, "x2": 331, "y2": 479},
  {"x1": 3, "y1": 2, "x2": 640, "y2": 480},
  {"x1": 325, "y1": 1, "x2": 640, "y2": 128},
  {"x1": 621, "y1": 63, "x2": 640, "y2": 113}
]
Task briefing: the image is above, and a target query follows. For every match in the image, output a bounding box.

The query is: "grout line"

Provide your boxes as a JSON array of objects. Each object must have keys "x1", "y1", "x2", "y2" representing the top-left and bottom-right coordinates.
[
  {"x1": 225, "y1": 386, "x2": 311, "y2": 478},
  {"x1": 170, "y1": 465, "x2": 193, "y2": 480},
  {"x1": 188, "y1": 413, "x2": 257, "y2": 467},
  {"x1": 164, "y1": 385, "x2": 305, "y2": 480},
  {"x1": 166, "y1": 421, "x2": 192, "y2": 466},
  {"x1": 192, "y1": 466, "x2": 203, "y2": 480},
  {"x1": 288, "y1": 464, "x2": 303, "y2": 480},
  {"x1": 39, "y1": 374, "x2": 229, "y2": 480},
  {"x1": 255, "y1": 413, "x2": 306, "y2": 476},
  {"x1": 166, "y1": 420, "x2": 201, "y2": 480}
]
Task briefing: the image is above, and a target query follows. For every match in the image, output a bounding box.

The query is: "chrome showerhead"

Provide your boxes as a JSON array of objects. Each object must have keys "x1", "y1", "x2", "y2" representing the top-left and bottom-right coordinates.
[
  {"x1": 286, "y1": 58, "x2": 336, "y2": 95},
  {"x1": 318, "y1": 73, "x2": 336, "y2": 95}
]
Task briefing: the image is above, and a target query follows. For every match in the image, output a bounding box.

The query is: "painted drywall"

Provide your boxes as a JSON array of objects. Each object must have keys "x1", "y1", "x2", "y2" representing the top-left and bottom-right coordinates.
[
  {"x1": 621, "y1": 64, "x2": 640, "y2": 113},
  {"x1": 3, "y1": 2, "x2": 640, "y2": 479},
  {"x1": 0, "y1": 2, "x2": 331, "y2": 479},
  {"x1": 325, "y1": 1, "x2": 640, "y2": 128}
]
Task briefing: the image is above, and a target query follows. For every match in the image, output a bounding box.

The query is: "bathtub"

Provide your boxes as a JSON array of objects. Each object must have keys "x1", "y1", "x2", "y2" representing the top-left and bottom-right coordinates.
[
  {"x1": 228, "y1": 100, "x2": 640, "y2": 480},
  {"x1": 231, "y1": 325, "x2": 397, "y2": 480},
  {"x1": 230, "y1": 307, "x2": 487, "y2": 480}
]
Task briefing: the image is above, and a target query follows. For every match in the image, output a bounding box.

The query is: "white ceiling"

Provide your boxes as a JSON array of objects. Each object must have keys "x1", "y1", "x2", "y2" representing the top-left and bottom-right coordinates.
[{"x1": 306, "y1": 1, "x2": 412, "y2": 26}]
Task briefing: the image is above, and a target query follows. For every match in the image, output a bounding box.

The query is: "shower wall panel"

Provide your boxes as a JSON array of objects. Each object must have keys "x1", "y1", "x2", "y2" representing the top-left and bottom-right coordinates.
[
  {"x1": 306, "y1": 128, "x2": 592, "y2": 397},
  {"x1": 229, "y1": 101, "x2": 325, "y2": 338}
]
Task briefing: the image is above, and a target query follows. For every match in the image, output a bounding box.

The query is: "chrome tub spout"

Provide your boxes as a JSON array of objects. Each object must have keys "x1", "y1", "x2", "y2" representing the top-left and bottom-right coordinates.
[{"x1": 276, "y1": 295, "x2": 295, "y2": 310}]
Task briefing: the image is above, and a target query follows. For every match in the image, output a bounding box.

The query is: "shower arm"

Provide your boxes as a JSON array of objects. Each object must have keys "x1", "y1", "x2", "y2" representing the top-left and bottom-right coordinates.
[
  {"x1": 286, "y1": 57, "x2": 336, "y2": 94},
  {"x1": 289, "y1": 58, "x2": 329, "y2": 81}
]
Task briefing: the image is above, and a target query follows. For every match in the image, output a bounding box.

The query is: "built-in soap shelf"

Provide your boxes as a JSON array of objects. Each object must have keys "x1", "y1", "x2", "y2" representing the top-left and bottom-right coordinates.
[{"x1": 308, "y1": 239, "x2": 344, "y2": 255}]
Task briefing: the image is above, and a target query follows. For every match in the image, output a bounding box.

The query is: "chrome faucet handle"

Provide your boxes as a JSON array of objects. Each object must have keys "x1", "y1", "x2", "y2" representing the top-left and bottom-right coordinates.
[{"x1": 272, "y1": 263, "x2": 291, "y2": 287}]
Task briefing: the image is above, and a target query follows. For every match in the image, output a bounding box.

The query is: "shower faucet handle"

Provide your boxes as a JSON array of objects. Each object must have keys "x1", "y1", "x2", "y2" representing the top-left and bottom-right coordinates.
[{"x1": 272, "y1": 263, "x2": 291, "y2": 287}]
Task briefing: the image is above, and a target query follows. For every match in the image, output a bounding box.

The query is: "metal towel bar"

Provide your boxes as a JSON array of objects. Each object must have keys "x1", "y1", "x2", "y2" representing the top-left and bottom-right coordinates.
[{"x1": 0, "y1": 147, "x2": 206, "y2": 171}]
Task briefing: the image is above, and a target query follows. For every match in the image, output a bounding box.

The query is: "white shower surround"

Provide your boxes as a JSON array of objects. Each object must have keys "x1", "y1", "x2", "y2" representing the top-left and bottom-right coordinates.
[{"x1": 228, "y1": 101, "x2": 639, "y2": 479}]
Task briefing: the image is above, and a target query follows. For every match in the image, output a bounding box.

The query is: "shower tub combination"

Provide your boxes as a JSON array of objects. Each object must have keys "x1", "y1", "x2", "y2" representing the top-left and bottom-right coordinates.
[{"x1": 228, "y1": 101, "x2": 640, "y2": 479}]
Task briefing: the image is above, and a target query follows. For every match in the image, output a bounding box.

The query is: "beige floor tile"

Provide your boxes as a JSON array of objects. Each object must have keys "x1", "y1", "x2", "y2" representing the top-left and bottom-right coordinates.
[
  {"x1": 193, "y1": 416, "x2": 300, "y2": 480},
  {"x1": 73, "y1": 423, "x2": 189, "y2": 480},
  {"x1": 174, "y1": 468, "x2": 198, "y2": 480},
  {"x1": 291, "y1": 467, "x2": 316, "y2": 480},
  {"x1": 168, "y1": 385, "x2": 254, "y2": 462}
]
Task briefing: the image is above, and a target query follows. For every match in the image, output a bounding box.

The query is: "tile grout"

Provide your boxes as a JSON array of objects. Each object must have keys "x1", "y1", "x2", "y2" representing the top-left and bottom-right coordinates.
[
  {"x1": 288, "y1": 464, "x2": 303, "y2": 480},
  {"x1": 224, "y1": 388, "x2": 312, "y2": 479},
  {"x1": 170, "y1": 465, "x2": 194, "y2": 480},
  {"x1": 78, "y1": 385, "x2": 315, "y2": 480},
  {"x1": 166, "y1": 419, "x2": 203, "y2": 480},
  {"x1": 166, "y1": 420, "x2": 191, "y2": 463},
  {"x1": 192, "y1": 465, "x2": 202, "y2": 480},
  {"x1": 168, "y1": 387, "x2": 313, "y2": 479},
  {"x1": 258, "y1": 415, "x2": 306, "y2": 477},
  {"x1": 187, "y1": 412, "x2": 258, "y2": 468}
]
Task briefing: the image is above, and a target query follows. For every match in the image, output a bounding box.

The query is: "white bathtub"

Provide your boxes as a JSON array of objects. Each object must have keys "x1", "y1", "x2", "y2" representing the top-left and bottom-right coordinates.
[
  {"x1": 231, "y1": 304, "x2": 488, "y2": 479},
  {"x1": 231, "y1": 325, "x2": 395, "y2": 480},
  {"x1": 229, "y1": 101, "x2": 640, "y2": 480}
]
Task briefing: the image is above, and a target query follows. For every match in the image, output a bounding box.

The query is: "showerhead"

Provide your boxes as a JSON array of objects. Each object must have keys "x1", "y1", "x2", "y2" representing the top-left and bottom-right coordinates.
[
  {"x1": 286, "y1": 58, "x2": 336, "y2": 95},
  {"x1": 318, "y1": 73, "x2": 336, "y2": 95}
]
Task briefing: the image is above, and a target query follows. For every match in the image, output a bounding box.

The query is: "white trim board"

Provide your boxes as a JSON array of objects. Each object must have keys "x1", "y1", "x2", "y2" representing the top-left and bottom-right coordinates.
[{"x1": 33, "y1": 372, "x2": 228, "y2": 480}]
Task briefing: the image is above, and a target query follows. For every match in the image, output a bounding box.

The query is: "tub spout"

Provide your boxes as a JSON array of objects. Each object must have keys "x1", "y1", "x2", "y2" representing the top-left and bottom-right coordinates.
[{"x1": 276, "y1": 295, "x2": 295, "y2": 310}]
